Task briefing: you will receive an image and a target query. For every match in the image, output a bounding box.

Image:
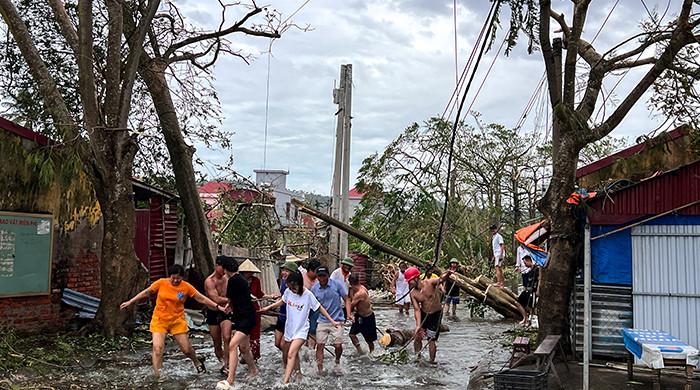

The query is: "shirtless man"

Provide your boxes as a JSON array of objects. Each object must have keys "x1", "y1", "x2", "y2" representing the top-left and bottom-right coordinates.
[
  {"x1": 348, "y1": 274, "x2": 377, "y2": 354},
  {"x1": 204, "y1": 255, "x2": 233, "y2": 372},
  {"x1": 406, "y1": 266, "x2": 451, "y2": 364}
]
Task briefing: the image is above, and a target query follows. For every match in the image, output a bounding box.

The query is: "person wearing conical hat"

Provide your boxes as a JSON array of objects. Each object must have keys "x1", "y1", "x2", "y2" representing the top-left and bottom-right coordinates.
[{"x1": 238, "y1": 259, "x2": 267, "y2": 361}]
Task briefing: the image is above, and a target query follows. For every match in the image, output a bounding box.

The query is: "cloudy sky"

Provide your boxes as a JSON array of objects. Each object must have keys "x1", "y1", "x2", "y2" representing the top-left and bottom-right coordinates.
[{"x1": 179, "y1": 0, "x2": 674, "y2": 194}]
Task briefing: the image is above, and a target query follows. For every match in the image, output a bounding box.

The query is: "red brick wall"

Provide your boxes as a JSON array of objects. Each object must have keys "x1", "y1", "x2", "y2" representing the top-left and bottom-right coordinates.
[{"x1": 0, "y1": 219, "x2": 102, "y2": 332}]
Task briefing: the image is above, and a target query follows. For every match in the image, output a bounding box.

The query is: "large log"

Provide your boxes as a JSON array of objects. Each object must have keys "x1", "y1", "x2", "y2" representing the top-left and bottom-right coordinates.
[
  {"x1": 292, "y1": 199, "x2": 525, "y2": 320},
  {"x1": 378, "y1": 325, "x2": 451, "y2": 347}
]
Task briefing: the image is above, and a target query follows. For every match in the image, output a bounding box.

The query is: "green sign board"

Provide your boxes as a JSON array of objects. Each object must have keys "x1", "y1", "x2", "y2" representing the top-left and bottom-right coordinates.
[{"x1": 0, "y1": 212, "x2": 53, "y2": 297}]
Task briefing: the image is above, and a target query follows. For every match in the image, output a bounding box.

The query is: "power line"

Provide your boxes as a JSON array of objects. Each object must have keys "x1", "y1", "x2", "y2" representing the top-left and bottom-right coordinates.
[{"x1": 431, "y1": 0, "x2": 501, "y2": 269}]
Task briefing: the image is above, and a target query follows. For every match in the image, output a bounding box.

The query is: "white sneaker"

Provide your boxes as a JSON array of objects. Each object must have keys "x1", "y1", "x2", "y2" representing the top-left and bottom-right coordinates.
[{"x1": 215, "y1": 380, "x2": 230, "y2": 390}]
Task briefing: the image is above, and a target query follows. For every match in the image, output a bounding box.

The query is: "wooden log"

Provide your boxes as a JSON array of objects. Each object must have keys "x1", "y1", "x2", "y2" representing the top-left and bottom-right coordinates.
[
  {"x1": 292, "y1": 199, "x2": 525, "y2": 320},
  {"x1": 378, "y1": 325, "x2": 451, "y2": 347}
]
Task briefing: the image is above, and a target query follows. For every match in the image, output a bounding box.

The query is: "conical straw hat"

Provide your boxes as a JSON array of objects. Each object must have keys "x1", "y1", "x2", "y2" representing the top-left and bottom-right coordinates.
[{"x1": 239, "y1": 259, "x2": 261, "y2": 273}]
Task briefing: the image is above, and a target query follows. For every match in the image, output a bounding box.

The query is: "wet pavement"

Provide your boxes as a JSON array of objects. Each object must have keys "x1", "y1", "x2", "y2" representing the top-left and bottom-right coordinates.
[{"x1": 9, "y1": 306, "x2": 514, "y2": 389}]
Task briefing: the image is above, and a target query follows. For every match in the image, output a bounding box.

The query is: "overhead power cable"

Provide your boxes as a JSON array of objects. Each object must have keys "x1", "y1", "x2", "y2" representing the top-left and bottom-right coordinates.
[{"x1": 430, "y1": 0, "x2": 501, "y2": 270}]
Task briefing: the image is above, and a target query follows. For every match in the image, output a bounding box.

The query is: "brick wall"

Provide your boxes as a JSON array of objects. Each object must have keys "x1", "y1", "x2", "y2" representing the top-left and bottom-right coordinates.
[{"x1": 0, "y1": 219, "x2": 102, "y2": 332}]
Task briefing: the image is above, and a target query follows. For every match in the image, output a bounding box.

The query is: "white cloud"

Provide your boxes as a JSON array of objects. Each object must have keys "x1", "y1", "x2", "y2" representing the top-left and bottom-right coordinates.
[{"x1": 183, "y1": 0, "x2": 672, "y2": 194}]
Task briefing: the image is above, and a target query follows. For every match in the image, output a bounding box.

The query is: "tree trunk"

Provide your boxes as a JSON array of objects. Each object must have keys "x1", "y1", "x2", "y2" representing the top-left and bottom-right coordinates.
[
  {"x1": 292, "y1": 198, "x2": 525, "y2": 319},
  {"x1": 537, "y1": 135, "x2": 580, "y2": 340},
  {"x1": 91, "y1": 134, "x2": 147, "y2": 336},
  {"x1": 139, "y1": 58, "x2": 215, "y2": 278}
]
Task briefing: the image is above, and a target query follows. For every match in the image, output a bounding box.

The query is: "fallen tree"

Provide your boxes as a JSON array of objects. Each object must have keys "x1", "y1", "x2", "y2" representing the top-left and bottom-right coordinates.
[{"x1": 292, "y1": 199, "x2": 526, "y2": 320}]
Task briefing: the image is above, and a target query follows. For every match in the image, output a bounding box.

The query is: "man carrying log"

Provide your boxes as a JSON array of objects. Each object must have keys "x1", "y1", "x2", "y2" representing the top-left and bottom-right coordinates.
[
  {"x1": 348, "y1": 274, "x2": 377, "y2": 355},
  {"x1": 406, "y1": 266, "x2": 451, "y2": 364}
]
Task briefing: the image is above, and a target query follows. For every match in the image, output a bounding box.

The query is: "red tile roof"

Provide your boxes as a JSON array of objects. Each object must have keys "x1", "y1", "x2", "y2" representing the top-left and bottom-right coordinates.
[
  {"x1": 197, "y1": 181, "x2": 233, "y2": 194},
  {"x1": 349, "y1": 187, "x2": 364, "y2": 199}
]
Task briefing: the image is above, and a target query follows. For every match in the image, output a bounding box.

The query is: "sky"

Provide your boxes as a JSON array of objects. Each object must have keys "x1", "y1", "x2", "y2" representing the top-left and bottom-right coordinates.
[{"x1": 177, "y1": 0, "x2": 675, "y2": 195}]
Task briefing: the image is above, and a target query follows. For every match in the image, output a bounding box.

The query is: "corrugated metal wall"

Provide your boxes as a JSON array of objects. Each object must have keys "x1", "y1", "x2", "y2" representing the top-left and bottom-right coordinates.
[
  {"x1": 570, "y1": 284, "x2": 633, "y2": 358},
  {"x1": 631, "y1": 225, "x2": 700, "y2": 349}
]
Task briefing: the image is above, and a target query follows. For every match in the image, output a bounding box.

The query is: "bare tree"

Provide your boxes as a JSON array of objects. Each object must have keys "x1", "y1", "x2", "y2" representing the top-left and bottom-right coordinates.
[
  {"x1": 0, "y1": 0, "x2": 162, "y2": 335},
  {"x1": 123, "y1": 1, "x2": 283, "y2": 277},
  {"x1": 502, "y1": 0, "x2": 700, "y2": 338}
]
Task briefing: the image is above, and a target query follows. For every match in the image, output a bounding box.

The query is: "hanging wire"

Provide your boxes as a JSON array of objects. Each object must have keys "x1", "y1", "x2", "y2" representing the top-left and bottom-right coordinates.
[{"x1": 431, "y1": 0, "x2": 501, "y2": 269}]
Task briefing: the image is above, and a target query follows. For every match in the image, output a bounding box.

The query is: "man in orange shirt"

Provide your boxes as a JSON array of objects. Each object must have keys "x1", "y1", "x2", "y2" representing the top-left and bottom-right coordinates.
[{"x1": 120, "y1": 264, "x2": 224, "y2": 379}]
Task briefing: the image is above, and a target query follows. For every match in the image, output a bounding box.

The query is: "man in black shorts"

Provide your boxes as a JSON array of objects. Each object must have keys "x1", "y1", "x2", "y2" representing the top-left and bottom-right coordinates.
[
  {"x1": 219, "y1": 259, "x2": 258, "y2": 388},
  {"x1": 348, "y1": 274, "x2": 378, "y2": 354},
  {"x1": 407, "y1": 266, "x2": 452, "y2": 363},
  {"x1": 204, "y1": 256, "x2": 233, "y2": 368}
]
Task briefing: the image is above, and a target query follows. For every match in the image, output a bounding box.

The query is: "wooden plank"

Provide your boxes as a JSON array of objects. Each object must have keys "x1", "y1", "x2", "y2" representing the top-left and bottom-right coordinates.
[{"x1": 534, "y1": 335, "x2": 561, "y2": 355}]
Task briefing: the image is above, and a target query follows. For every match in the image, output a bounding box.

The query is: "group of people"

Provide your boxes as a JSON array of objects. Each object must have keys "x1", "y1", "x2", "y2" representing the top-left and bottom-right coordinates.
[
  {"x1": 119, "y1": 224, "x2": 536, "y2": 386},
  {"x1": 120, "y1": 256, "x2": 380, "y2": 388}
]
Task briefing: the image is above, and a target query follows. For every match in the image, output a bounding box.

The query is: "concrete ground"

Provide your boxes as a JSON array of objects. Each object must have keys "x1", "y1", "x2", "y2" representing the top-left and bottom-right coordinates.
[{"x1": 516, "y1": 361, "x2": 700, "y2": 389}]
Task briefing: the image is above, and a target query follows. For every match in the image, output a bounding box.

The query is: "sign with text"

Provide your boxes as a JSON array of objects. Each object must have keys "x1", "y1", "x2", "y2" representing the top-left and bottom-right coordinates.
[{"x1": 0, "y1": 212, "x2": 53, "y2": 297}]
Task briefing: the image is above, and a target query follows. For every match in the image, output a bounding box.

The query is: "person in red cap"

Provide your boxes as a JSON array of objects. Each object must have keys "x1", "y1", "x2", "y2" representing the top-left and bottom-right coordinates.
[{"x1": 406, "y1": 265, "x2": 452, "y2": 364}]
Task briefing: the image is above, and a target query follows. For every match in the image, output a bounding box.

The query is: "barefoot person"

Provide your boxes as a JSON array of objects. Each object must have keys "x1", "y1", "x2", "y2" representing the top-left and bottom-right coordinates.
[
  {"x1": 311, "y1": 266, "x2": 351, "y2": 373},
  {"x1": 217, "y1": 259, "x2": 259, "y2": 389},
  {"x1": 259, "y1": 271, "x2": 340, "y2": 384},
  {"x1": 442, "y1": 259, "x2": 461, "y2": 317},
  {"x1": 392, "y1": 262, "x2": 410, "y2": 315},
  {"x1": 348, "y1": 274, "x2": 378, "y2": 355},
  {"x1": 120, "y1": 264, "x2": 225, "y2": 379},
  {"x1": 204, "y1": 256, "x2": 233, "y2": 372},
  {"x1": 274, "y1": 261, "x2": 298, "y2": 368},
  {"x1": 406, "y1": 266, "x2": 451, "y2": 364},
  {"x1": 490, "y1": 223, "x2": 506, "y2": 287},
  {"x1": 301, "y1": 258, "x2": 321, "y2": 349}
]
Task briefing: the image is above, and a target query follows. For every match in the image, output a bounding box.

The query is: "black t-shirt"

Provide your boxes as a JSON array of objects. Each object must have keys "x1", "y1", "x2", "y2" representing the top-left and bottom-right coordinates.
[
  {"x1": 226, "y1": 273, "x2": 255, "y2": 317},
  {"x1": 444, "y1": 273, "x2": 461, "y2": 297}
]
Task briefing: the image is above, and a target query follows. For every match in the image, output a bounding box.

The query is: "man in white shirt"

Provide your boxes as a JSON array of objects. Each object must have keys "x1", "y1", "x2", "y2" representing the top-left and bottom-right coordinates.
[
  {"x1": 330, "y1": 257, "x2": 353, "y2": 291},
  {"x1": 490, "y1": 223, "x2": 505, "y2": 287}
]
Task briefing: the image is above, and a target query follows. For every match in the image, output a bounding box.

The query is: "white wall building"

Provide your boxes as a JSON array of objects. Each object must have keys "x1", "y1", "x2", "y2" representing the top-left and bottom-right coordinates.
[{"x1": 254, "y1": 169, "x2": 298, "y2": 225}]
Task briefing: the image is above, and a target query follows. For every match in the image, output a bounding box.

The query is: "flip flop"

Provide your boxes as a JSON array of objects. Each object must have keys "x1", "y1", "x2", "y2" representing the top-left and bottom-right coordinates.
[{"x1": 195, "y1": 358, "x2": 206, "y2": 374}]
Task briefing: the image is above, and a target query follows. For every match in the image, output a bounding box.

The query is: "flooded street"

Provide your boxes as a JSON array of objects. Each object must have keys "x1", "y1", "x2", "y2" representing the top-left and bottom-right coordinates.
[{"x1": 12, "y1": 306, "x2": 513, "y2": 389}]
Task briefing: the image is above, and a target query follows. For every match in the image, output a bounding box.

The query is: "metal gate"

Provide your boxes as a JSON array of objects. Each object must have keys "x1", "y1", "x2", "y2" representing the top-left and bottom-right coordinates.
[{"x1": 631, "y1": 224, "x2": 700, "y2": 349}]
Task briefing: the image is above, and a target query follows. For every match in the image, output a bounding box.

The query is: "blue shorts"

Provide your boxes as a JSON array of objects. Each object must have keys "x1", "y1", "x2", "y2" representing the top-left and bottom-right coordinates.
[
  {"x1": 445, "y1": 296, "x2": 460, "y2": 305},
  {"x1": 309, "y1": 309, "x2": 320, "y2": 335}
]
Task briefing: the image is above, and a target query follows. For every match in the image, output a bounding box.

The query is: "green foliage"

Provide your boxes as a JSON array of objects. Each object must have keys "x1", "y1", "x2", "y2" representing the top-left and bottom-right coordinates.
[
  {"x1": 351, "y1": 117, "x2": 543, "y2": 275},
  {"x1": 0, "y1": 328, "x2": 149, "y2": 373}
]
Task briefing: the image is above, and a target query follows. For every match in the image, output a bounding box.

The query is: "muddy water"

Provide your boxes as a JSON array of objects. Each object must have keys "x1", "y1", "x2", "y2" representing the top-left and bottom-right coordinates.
[{"x1": 45, "y1": 306, "x2": 512, "y2": 389}]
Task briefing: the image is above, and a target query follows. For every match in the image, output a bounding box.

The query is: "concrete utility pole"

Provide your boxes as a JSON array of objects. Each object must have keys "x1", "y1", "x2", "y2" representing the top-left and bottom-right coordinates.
[{"x1": 330, "y1": 64, "x2": 352, "y2": 263}]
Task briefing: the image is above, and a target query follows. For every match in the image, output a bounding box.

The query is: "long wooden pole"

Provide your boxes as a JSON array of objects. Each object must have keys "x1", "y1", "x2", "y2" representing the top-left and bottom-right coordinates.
[{"x1": 292, "y1": 198, "x2": 524, "y2": 319}]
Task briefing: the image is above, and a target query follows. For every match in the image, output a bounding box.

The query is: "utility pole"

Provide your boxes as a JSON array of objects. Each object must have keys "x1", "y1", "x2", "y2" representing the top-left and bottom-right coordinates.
[{"x1": 330, "y1": 64, "x2": 352, "y2": 263}]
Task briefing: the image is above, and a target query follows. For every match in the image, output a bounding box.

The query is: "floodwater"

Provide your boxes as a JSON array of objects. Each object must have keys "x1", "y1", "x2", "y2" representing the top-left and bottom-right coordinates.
[{"x1": 21, "y1": 306, "x2": 513, "y2": 389}]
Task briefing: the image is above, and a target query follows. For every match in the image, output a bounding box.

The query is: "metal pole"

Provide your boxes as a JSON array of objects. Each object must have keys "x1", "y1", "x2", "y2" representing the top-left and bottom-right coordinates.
[
  {"x1": 339, "y1": 64, "x2": 352, "y2": 259},
  {"x1": 584, "y1": 221, "x2": 592, "y2": 390}
]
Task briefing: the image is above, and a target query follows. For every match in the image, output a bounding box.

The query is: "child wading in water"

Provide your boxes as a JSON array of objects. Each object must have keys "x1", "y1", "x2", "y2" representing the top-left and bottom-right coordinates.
[{"x1": 260, "y1": 270, "x2": 340, "y2": 384}]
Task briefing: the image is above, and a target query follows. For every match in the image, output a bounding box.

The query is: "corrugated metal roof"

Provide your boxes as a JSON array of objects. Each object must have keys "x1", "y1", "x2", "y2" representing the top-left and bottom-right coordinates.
[
  {"x1": 631, "y1": 224, "x2": 700, "y2": 350},
  {"x1": 587, "y1": 159, "x2": 700, "y2": 225},
  {"x1": 61, "y1": 288, "x2": 100, "y2": 319},
  {"x1": 570, "y1": 284, "x2": 633, "y2": 358}
]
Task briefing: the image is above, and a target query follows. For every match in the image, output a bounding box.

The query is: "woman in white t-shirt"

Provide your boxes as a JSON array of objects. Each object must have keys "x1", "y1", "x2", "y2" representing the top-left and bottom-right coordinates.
[{"x1": 260, "y1": 271, "x2": 339, "y2": 384}]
